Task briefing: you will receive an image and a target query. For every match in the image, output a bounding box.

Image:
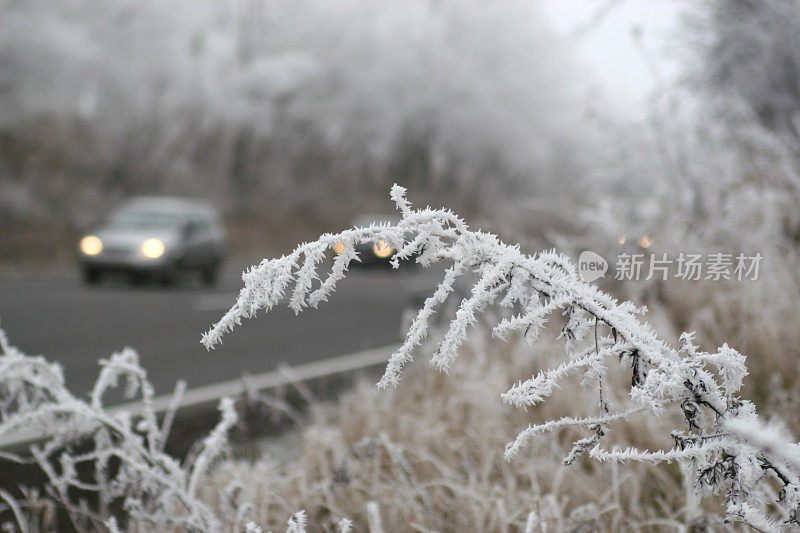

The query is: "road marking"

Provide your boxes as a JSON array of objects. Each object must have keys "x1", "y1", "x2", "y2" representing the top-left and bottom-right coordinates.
[{"x1": 194, "y1": 293, "x2": 237, "y2": 311}]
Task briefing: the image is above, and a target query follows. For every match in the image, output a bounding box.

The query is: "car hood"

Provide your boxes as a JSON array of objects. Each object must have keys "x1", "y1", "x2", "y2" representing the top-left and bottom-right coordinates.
[{"x1": 94, "y1": 228, "x2": 181, "y2": 250}]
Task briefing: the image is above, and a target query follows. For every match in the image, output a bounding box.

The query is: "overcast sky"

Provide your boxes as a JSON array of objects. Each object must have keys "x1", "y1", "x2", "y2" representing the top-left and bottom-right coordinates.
[{"x1": 540, "y1": 0, "x2": 685, "y2": 117}]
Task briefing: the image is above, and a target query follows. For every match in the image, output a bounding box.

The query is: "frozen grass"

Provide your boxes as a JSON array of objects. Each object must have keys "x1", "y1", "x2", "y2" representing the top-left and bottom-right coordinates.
[
  {"x1": 0, "y1": 305, "x2": 779, "y2": 531},
  {"x1": 200, "y1": 185, "x2": 799, "y2": 530},
  {"x1": 201, "y1": 327, "x2": 743, "y2": 532}
]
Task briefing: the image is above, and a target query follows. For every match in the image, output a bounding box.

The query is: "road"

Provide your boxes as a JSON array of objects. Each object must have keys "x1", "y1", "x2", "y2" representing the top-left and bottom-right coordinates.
[{"x1": 0, "y1": 263, "x2": 441, "y2": 400}]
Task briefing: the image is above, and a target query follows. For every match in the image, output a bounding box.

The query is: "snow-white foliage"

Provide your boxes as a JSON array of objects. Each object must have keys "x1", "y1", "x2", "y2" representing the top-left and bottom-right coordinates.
[
  {"x1": 337, "y1": 517, "x2": 353, "y2": 533},
  {"x1": 0, "y1": 325, "x2": 348, "y2": 532},
  {"x1": 205, "y1": 185, "x2": 800, "y2": 530},
  {"x1": 286, "y1": 509, "x2": 307, "y2": 533},
  {"x1": 725, "y1": 418, "x2": 800, "y2": 474},
  {"x1": 0, "y1": 325, "x2": 238, "y2": 531}
]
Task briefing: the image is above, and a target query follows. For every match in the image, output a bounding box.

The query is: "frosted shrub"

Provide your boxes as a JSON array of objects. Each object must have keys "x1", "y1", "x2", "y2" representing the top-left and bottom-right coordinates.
[
  {"x1": 0, "y1": 327, "x2": 239, "y2": 531},
  {"x1": 0, "y1": 324, "x2": 326, "y2": 532},
  {"x1": 205, "y1": 185, "x2": 800, "y2": 530}
]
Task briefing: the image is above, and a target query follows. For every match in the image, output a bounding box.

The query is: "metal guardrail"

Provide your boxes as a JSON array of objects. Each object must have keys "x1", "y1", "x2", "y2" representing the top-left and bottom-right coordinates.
[{"x1": 0, "y1": 344, "x2": 398, "y2": 450}]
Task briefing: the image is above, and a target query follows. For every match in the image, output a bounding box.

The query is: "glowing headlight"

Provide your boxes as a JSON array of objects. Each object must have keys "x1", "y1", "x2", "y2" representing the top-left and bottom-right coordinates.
[
  {"x1": 80, "y1": 235, "x2": 103, "y2": 256},
  {"x1": 638, "y1": 235, "x2": 653, "y2": 248},
  {"x1": 141, "y1": 238, "x2": 165, "y2": 259},
  {"x1": 334, "y1": 242, "x2": 344, "y2": 255},
  {"x1": 373, "y1": 239, "x2": 393, "y2": 258}
]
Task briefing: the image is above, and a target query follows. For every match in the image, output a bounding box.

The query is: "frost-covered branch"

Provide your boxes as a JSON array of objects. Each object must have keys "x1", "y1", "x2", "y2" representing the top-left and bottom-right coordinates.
[
  {"x1": 1, "y1": 324, "x2": 349, "y2": 532},
  {"x1": 205, "y1": 185, "x2": 800, "y2": 530},
  {"x1": 0, "y1": 326, "x2": 236, "y2": 531}
]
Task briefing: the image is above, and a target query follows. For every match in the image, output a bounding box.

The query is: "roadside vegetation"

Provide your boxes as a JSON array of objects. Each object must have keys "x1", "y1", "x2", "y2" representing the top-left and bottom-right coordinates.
[{"x1": 2, "y1": 185, "x2": 800, "y2": 531}]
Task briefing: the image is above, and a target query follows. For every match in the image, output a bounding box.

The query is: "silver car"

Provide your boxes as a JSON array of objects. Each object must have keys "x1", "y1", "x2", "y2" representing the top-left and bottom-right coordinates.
[{"x1": 78, "y1": 197, "x2": 225, "y2": 285}]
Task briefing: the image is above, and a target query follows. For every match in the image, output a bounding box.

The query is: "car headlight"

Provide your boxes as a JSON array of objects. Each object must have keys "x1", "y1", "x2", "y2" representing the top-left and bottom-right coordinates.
[
  {"x1": 80, "y1": 235, "x2": 103, "y2": 256},
  {"x1": 373, "y1": 239, "x2": 393, "y2": 258},
  {"x1": 141, "y1": 238, "x2": 165, "y2": 259}
]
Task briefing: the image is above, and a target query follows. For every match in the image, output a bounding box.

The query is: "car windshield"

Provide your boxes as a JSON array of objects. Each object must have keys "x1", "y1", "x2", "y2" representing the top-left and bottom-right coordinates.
[{"x1": 106, "y1": 210, "x2": 183, "y2": 231}]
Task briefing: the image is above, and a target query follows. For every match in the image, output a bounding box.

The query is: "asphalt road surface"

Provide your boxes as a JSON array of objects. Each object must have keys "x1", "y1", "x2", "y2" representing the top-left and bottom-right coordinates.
[{"x1": 0, "y1": 263, "x2": 441, "y2": 400}]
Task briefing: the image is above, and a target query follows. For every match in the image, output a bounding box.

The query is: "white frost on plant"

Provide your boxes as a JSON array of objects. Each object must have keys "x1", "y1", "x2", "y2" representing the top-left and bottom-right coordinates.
[
  {"x1": 244, "y1": 522, "x2": 263, "y2": 533},
  {"x1": 286, "y1": 510, "x2": 307, "y2": 533},
  {"x1": 337, "y1": 517, "x2": 354, "y2": 533},
  {"x1": 725, "y1": 417, "x2": 800, "y2": 472},
  {"x1": 0, "y1": 322, "x2": 244, "y2": 531},
  {"x1": 204, "y1": 185, "x2": 800, "y2": 530}
]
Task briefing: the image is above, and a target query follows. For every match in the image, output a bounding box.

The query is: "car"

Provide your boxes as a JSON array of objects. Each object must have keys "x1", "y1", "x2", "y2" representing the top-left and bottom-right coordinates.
[
  {"x1": 335, "y1": 214, "x2": 404, "y2": 267},
  {"x1": 77, "y1": 197, "x2": 225, "y2": 285}
]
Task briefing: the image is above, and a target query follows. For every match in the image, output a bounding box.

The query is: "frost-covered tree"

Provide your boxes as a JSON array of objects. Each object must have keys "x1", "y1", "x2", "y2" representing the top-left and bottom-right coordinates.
[
  {"x1": 686, "y1": 0, "x2": 800, "y2": 144},
  {"x1": 204, "y1": 186, "x2": 800, "y2": 530},
  {"x1": 0, "y1": 0, "x2": 583, "y2": 226},
  {"x1": 581, "y1": 0, "x2": 800, "y2": 258}
]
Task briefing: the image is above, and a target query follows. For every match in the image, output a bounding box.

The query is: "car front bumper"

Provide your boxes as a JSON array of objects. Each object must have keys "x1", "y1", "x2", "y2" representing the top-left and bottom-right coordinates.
[{"x1": 80, "y1": 251, "x2": 174, "y2": 272}]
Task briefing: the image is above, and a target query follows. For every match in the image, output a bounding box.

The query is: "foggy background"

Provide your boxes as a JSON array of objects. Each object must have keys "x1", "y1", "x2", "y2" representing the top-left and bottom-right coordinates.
[
  {"x1": 1, "y1": 0, "x2": 596, "y2": 267},
  {"x1": 2, "y1": 0, "x2": 800, "y2": 429}
]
